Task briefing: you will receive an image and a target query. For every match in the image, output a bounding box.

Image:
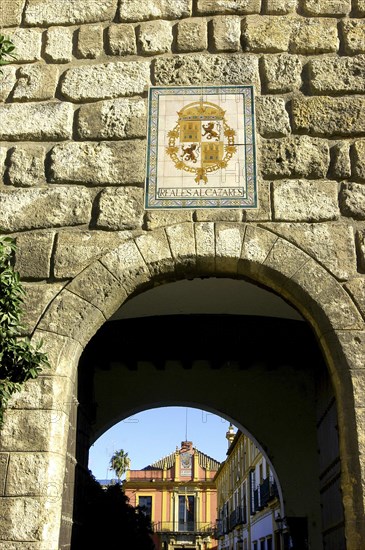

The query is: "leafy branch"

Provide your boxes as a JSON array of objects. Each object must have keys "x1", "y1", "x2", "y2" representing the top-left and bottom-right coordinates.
[
  {"x1": 0, "y1": 237, "x2": 50, "y2": 425},
  {"x1": 0, "y1": 34, "x2": 16, "y2": 73}
]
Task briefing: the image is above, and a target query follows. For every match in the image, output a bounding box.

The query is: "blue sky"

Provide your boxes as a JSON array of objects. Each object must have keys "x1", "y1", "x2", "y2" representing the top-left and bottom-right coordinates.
[{"x1": 88, "y1": 406, "x2": 234, "y2": 480}]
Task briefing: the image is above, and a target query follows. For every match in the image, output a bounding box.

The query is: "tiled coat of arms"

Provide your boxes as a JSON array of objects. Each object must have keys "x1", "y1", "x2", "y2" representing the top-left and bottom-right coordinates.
[{"x1": 145, "y1": 86, "x2": 257, "y2": 210}]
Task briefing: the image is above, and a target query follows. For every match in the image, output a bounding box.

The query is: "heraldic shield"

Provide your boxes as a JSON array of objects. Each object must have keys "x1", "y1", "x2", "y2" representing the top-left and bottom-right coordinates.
[{"x1": 145, "y1": 85, "x2": 258, "y2": 210}]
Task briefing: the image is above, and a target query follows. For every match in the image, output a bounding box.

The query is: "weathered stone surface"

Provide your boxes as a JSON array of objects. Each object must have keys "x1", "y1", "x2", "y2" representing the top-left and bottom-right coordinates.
[
  {"x1": 290, "y1": 18, "x2": 338, "y2": 54},
  {"x1": 261, "y1": 54, "x2": 302, "y2": 92},
  {"x1": 242, "y1": 15, "x2": 292, "y2": 52},
  {"x1": 195, "y1": 210, "x2": 242, "y2": 222},
  {"x1": 6, "y1": 452, "x2": 64, "y2": 497},
  {"x1": 0, "y1": 66, "x2": 16, "y2": 102},
  {"x1": 0, "y1": 0, "x2": 25, "y2": 27},
  {"x1": 61, "y1": 61, "x2": 150, "y2": 101},
  {"x1": 352, "y1": 140, "x2": 365, "y2": 180},
  {"x1": 53, "y1": 230, "x2": 131, "y2": 279},
  {"x1": 195, "y1": 222, "x2": 215, "y2": 272},
  {"x1": 13, "y1": 65, "x2": 58, "y2": 102},
  {"x1": 256, "y1": 96, "x2": 290, "y2": 137},
  {"x1": 264, "y1": 0, "x2": 296, "y2": 13},
  {"x1": 45, "y1": 26, "x2": 73, "y2": 63},
  {"x1": 37, "y1": 288, "x2": 105, "y2": 343},
  {"x1": 263, "y1": 238, "x2": 309, "y2": 282},
  {"x1": 177, "y1": 18, "x2": 208, "y2": 52},
  {"x1": 15, "y1": 231, "x2": 54, "y2": 279},
  {"x1": 239, "y1": 225, "x2": 278, "y2": 276},
  {"x1": 20, "y1": 282, "x2": 65, "y2": 333},
  {"x1": 261, "y1": 223, "x2": 357, "y2": 280},
  {"x1": 107, "y1": 24, "x2": 136, "y2": 56},
  {"x1": 118, "y1": 0, "x2": 192, "y2": 21},
  {"x1": 67, "y1": 260, "x2": 127, "y2": 319},
  {"x1": 145, "y1": 210, "x2": 192, "y2": 230},
  {"x1": 50, "y1": 141, "x2": 146, "y2": 185},
  {"x1": 0, "y1": 453, "x2": 9, "y2": 495},
  {"x1": 76, "y1": 24, "x2": 103, "y2": 59},
  {"x1": 0, "y1": 148, "x2": 7, "y2": 184},
  {"x1": 354, "y1": 0, "x2": 365, "y2": 16},
  {"x1": 7, "y1": 145, "x2": 45, "y2": 187},
  {"x1": 345, "y1": 278, "x2": 365, "y2": 318},
  {"x1": 101, "y1": 240, "x2": 150, "y2": 294},
  {"x1": 196, "y1": 0, "x2": 260, "y2": 14},
  {"x1": 261, "y1": 136, "x2": 329, "y2": 179},
  {"x1": 331, "y1": 142, "x2": 351, "y2": 179},
  {"x1": 340, "y1": 183, "x2": 365, "y2": 220},
  {"x1": 272, "y1": 180, "x2": 339, "y2": 222},
  {"x1": 357, "y1": 230, "x2": 365, "y2": 271},
  {"x1": 154, "y1": 54, "x2": 259, "y2": 88},
  {"x1": 212, "y1": 16, "x2": 241, "y2": 52},
  {"x1": 309, "y1": 56, "x2": 365, "y2": 94},
  {"x1": 96, "y1": 187, "x2": 144, "y2": 230},
  {"x1": 341, "y1": 20, "x2": 365, "y2": 55},
  {"x1": 292, "y1": 96, "x2": 365, "y2": 137},
  {"x1": 77, "y1": 97, "x2": 146, "y2": 140},
  {"x1": 138, "y1": 20, "x2": 172, "y2": 55},
  {"x1": 215, "y1": 223, "x2": 246, "y2": 273},
  {"x1": 25, "y1": 0, "x2": 117, "y2": 26},
  {"x1": 6, "y1": 29, "x2": 42, "y2": 62},
  {"x1": 302, "y1": 0, "x2": 351, "y2": 15},
  {"x1": 0, "y1": 187, "x2": 92, "y2": 232},
  {"x1": 165, "y1": 223, "x2": 196, "y2": 273},
  {"x1": 243, "y1": 179, "x2": 272, "y2": 222},
  {"x1": 0, "y1": 102, "x2": 73, "y2": 141},
  {"x1": 135, "y1": 229, "x2": 175, "y2": 277},
  {"x1": 0, "y1": 495, "x2": 59, "y2": 541}
]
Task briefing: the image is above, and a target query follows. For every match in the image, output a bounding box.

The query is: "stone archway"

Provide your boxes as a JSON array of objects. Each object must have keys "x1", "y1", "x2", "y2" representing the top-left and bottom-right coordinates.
[{"x1": 1, "y1": 223, "x2": 364, "y2": 549}]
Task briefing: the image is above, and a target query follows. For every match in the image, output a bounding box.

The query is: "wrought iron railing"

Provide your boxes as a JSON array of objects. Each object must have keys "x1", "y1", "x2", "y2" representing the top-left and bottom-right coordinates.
[{"x1": 153, "y1": 521, "x2": 216, "y2": 535}]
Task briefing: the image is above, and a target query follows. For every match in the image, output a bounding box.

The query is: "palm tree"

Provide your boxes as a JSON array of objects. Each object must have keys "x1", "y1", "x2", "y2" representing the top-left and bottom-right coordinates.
[{"x1": 110, "y1": 449, "x2": 131, "y2": 481}]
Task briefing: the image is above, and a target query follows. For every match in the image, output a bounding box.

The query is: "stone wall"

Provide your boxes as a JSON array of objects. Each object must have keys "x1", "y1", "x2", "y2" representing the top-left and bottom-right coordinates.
[{"x1": 0, "y1": 0, "x2": 364, "y2": 548}]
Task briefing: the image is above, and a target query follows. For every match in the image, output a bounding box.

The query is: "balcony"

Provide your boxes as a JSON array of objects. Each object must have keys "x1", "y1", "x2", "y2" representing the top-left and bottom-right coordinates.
[
  {"x1": 253, "y1": 478, "x2": 279, "y2": 513},
  {"x1": 153, "y1": 522, "x2": 216, "y2": 536}
]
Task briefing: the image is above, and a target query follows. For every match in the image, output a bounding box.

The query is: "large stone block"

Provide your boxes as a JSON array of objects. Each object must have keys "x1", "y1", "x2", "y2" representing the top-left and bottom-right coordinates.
[
  {"x1": 256, "y1": 96, "x2": 290, "y2": 137},
  {"x1": 50, "y1": 141, "x2": 146, "y2": 185},
  {"x1": 215, "y1": 223, "x2": 246, "y2": 273},
  {"x1": 354, "y1": 0, "x2": 365, "y2": 16},
  {"x1": 261, "y1": 54, "x2": 302, "y2": 92},
  {"x1": 302, "y1": 0, "x2": 351, "y2": 15},
  {"x1": 261, "y1": 136, "x2": 329, "y2": 179},
  {"x1": 195, "y1": 222, "x2": 215, "y2": 273},
  {"x1": 19, "y1": 282, "x2": 65, "y2": 334},
  {"x1": 0, "y1": 0, "x2": 25, "y2": 27},
  {"x1": 107, "y1": 24, "x2": 136, "y2": 56},
  {"x1": 261, "y1": 223, "x2": 357, "y2": 281},
  {"x1": 264, "y1": 0, "x2": 296, "y2": 13},
  {"x1": 53, "y1": 229, "x2": 131, "y2": 279},
  {"x1": 292, "y1": 96, "x2": 365, "y2": 137},
  {"x1": 61, "y1": 61, "x2": 150, "y2": 101},
  {"x1": 331, "y1": 142, "x2": 351, "y2": 179},
  {"x1": 196, "y1": 0, "x2": 260, "y2": 14},
  {"x1": 101, "y1": 240, "x2": 150, "y2": 294},
  {"x1": 357, "y1": 230, "x2": 365, "y2": 271},
  {"x1": 290, "y1": 17, "x2": 338, "y2": 54},
  {"x1": 212, "y1": 16, "x2": 241, "y2": 52},
  {"x1": 272, "y1": 180, "x2": 339, "y2": 222},
  {"x1": 340, "y1": 183, "x2": 365, "y2": 220},
  {"x1": 238, "y1": 225, "x2": 278, "y2": 277},
  {"x1": 96, "y1": 187, "x2": 144, "y2": 230},
  {"x1": 15, "y1": 231, "x2": 54, "y2": 279},
  {"x1": 352, "y1": 140, "x2": 365, "y2": 180},
  {"x1": 0, "y1": 454, "x2": 8, "y2": 495},
  {"x1": 345, "y1": 278, "x2": 365, "y2": 318},
  {"x1": 309, "y1": 56, "x2": 365, "y2": 94},
  {"x1": 76, "y1": 24, "x2": 103, "y2": 59},
  {"x1": 341, "y1": 20, "x2": 365, "y2": 55},
  {"x1": 165, "y1": 223, "x2": 196, "y2": 274},
  {"x1": 135, "y1": 229, "x2": 175, "y2": 277},
  {"x1": 0, "y1": 66, "x2": 17, "y2": 102},
  {"x1": 45, "y1": 26, "x2": 73, "y2": 63},
  {"x1": 25, "y1": 0, "x2": 117, "y2": 26},
  {"x1": 0, "y1": 102, "x2": 73, "y2": 141},
  {"x1": 145, "y1": 210, "x2": 192, "y2": 230},
  {"x1": 176, "y1": 18, "x2": 208, "y2": 52},
  {"x1": 13, "y1": 65, "x2": 58, "y2": 102},
  {"x1": 0, "y1": 496, "x2": 58, "y2": 541},
  {"x1": 77, "y1": 97, "x2": 146, "y2": 140},
  {"x1": 242, "y1": 15, "x2": 292, "y2": 52},
  {"x1": 0, "y1": 187, "x2": 92, "y2": 232},
  {"x1": 138, "y1": 20, "x2": 172, "y2": 55},
  {"x1": 154, "y1": 54, "x2": 259, "y2": 87},
  {"x1": 7, "y1": 145, "x2": 46, "y2": 187},
  {"x1": 6, "y1": 452, "x2": 64, "y2": 497},
  {"x1": 7, "y1": 28, "x2": 42, "y2": 62},
  {"x1": 118, "y1": 0, "x2": 192, "y2": 21}
]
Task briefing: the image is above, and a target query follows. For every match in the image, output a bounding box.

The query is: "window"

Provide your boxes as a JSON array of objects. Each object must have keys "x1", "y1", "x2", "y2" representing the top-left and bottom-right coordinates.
[
  {"x1": 138, "y1": 496, "x2": 152, "y2": 521},
  {"x1": 178, "y1": 495, "x2": 195, "y2": 531},
  {"x1": 266, "y1": 537, "x2": 273, "y2": 550}
]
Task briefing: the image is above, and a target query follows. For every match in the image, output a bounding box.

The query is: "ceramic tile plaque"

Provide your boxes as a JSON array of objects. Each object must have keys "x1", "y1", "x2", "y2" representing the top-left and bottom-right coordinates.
[{"x1": 145, "y1": 85, "x2": 257, "y2": 210}]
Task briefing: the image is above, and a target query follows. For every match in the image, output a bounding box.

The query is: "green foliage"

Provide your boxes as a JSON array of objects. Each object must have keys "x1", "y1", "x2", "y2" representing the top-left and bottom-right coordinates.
[
  {"x1": 0, "y1": 35, "x2": 16, "y2": 73},
  {"x1": 0, "y1": 237, "x2": 50, "y2": 424},
  {"x1": 110, "y1": 448, "x2": 131, "y2": 480}
]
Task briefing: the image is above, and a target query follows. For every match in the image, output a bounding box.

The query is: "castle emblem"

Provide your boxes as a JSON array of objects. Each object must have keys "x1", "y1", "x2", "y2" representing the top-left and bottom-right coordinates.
[{"x1": 166, "y1": 100, "x2": 237, "y2": 184}]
